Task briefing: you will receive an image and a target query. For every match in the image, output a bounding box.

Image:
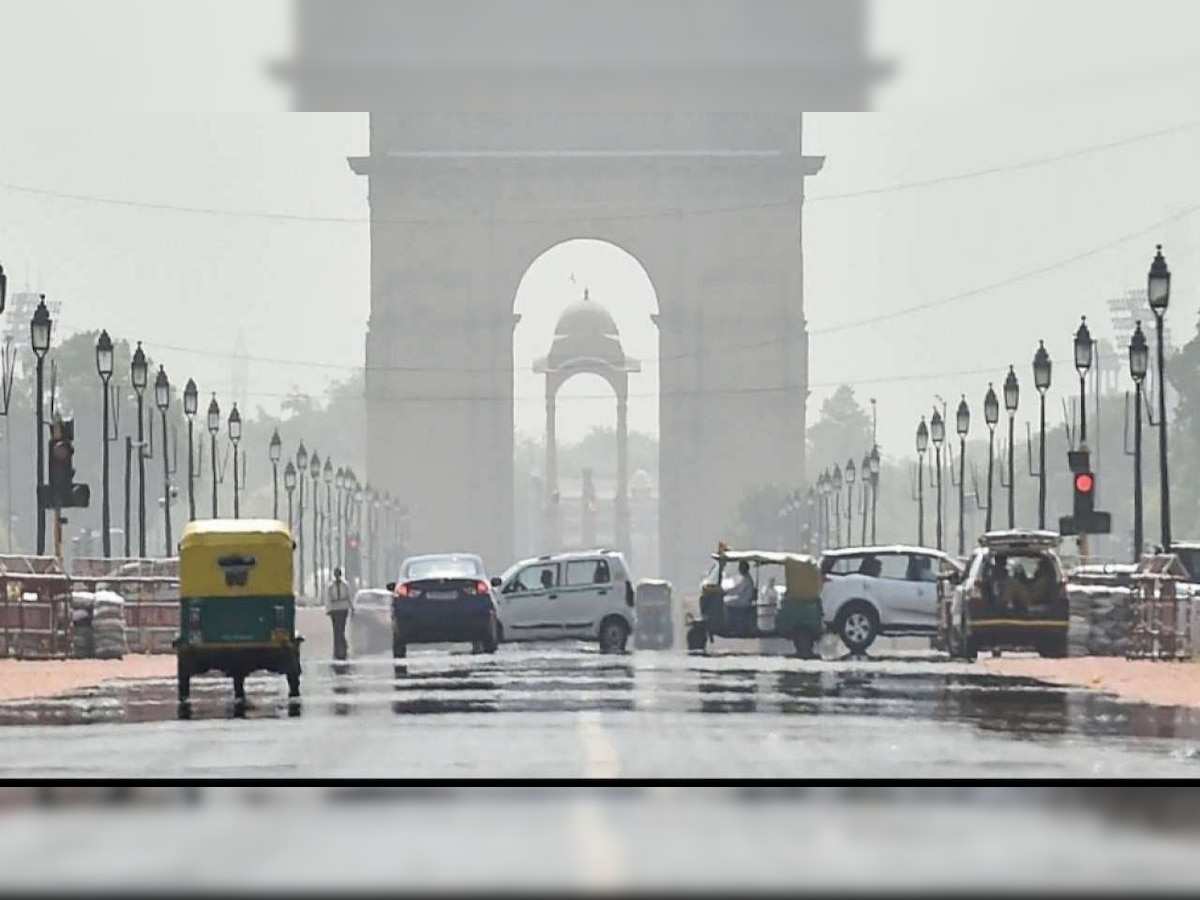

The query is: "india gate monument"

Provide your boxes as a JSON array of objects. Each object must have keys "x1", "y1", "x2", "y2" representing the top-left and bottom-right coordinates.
[{"x1": 279, "y1": 0, "x2": 886, "y2": 586}]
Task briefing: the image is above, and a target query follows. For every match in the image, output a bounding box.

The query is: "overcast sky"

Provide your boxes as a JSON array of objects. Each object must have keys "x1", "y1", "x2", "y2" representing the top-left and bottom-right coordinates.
[{"x1": 0, "y1": 0, "x2": 1198, "y2": 454}]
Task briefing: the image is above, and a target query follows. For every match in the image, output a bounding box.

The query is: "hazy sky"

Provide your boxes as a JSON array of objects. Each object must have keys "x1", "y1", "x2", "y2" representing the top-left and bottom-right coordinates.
[{"x1": 0, "y1": 0, "x2": 1199, "y2": 454}]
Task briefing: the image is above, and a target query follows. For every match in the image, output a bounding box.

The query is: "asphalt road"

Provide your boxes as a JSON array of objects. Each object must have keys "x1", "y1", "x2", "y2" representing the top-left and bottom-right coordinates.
[
  {"x1": 3, "y1": 623, "x2": 1200, "y2": 891},
  {"x1": 0, "y1": 637, "x2": 1197, "y2": 779}
]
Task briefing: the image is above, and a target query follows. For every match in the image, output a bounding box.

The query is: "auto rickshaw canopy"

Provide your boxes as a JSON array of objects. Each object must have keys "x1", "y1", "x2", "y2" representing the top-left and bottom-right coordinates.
[
  {"x1": 709, "y1": 548, "x2": 822, "y2": 601},
  {"x1": 179, "y1": 519, "x2": 294, "y2": 599}
]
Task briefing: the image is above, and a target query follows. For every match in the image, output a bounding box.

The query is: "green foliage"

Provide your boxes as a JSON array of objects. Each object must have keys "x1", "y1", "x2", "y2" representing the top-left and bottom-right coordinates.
[{"x1": 807, "y1": 385, "x2": 874, "y2": 479}]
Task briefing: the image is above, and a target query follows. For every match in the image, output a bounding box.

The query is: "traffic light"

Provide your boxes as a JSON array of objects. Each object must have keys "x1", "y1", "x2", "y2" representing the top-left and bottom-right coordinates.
[
  {"x1": 40, "y1": 418, "x2": 90, "y2": 510},
  {"x1": 1073, "y1": 470, "x2": 1096, "y2": 519}
]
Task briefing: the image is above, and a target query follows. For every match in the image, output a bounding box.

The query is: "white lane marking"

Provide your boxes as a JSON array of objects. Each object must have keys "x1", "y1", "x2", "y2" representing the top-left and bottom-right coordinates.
[
  {"x1": 571, "y1": 710, "x2": 626, "y2": 888},
  {"x1": 577, "y1": 709, "x2": 620, "y2": 779}
]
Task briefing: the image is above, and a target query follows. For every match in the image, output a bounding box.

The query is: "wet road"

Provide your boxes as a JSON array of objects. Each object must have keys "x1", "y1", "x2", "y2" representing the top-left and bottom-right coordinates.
[{"x1": 0, "y1": 643, "x2": 1197, "y2": 778}]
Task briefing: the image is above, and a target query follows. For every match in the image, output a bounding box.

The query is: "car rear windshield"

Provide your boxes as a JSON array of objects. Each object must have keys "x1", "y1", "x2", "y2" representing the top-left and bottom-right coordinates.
[{"x1": 403, "y1": 557, "x2": 483, "y2": 581}]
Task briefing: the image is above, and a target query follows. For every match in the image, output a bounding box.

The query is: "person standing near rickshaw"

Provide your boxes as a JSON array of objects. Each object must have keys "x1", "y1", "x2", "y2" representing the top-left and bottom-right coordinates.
[{"x1": 325, "y1": 567, "x2": 353, "y2": 660}]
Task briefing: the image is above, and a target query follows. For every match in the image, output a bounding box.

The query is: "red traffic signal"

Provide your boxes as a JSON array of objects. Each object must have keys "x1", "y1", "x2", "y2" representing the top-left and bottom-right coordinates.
[{"x1": 1074, "y1": 473, "x2": 1095, "y2": 494}]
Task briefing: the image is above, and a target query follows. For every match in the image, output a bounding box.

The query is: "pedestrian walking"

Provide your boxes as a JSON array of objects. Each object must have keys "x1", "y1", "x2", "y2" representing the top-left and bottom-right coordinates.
[{"x1": 325, "y1": 566, "x2": 353, "y2": 660}]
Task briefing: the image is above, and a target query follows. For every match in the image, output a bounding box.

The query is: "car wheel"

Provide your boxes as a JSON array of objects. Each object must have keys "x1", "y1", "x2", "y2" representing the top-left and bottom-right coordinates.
[
  {"x1": 1038, "y1": 634, "x2": 1068, "y2": 659},
  {"x1": 835, "y1": 602, "x2": 879, "y2": 655},
  {"x1": 962, "y1": 637, "x2": 978, "y2": 662},
  {"x1": 480, "y1": 614, "x2": 499, "y2": 654},
  {"x1": 598, "y1": 616, "x2": 630, "y2": 654}
]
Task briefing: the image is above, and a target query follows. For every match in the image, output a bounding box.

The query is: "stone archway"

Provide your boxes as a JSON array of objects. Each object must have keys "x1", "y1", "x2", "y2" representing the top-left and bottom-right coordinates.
[{"x1": 534, "y1": 288, "x2": 641, "y2": 555}]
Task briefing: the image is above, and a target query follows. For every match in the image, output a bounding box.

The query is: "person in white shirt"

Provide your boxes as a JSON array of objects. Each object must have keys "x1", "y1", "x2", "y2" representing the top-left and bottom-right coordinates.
[
  {"x1": 725, "y1": 560, "x2": 756, "y2": 634},
  {"x1": 324, "y1": 567, "x2": 353, "y2": 660}
]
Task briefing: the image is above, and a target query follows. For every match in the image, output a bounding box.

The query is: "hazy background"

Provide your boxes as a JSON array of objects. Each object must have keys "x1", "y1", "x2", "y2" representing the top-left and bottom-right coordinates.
[{"x1": 0, "y1": 0, "x2": 1197, "y2": 454}]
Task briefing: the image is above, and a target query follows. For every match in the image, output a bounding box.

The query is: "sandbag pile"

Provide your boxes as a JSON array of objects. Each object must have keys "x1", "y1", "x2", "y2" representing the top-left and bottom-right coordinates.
[
  {"x1": 1067, "y1": 584, "x2": 1133, "y2": 657},
  {"x1": 91, "y1": 591, "x2": 127, "y2": 660},
  {"x1": 70, "y1": 592, "x2": 96, "y2": 659}
]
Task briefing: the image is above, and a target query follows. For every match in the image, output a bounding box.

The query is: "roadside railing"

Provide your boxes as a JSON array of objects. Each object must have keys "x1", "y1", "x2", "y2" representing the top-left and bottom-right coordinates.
[
  {"x1": 0, "y1": 556, "x2": 73, "y2": 659},
  {"x1": 1128, "y1": 554, "x2": 1194, "y2": 661}
]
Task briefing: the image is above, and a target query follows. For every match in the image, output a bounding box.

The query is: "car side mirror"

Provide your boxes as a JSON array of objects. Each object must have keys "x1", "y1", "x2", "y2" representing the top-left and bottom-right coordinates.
[
  {"x1": 386, "y1": 582, "x2": 396, "y2": 593},
  {"x1": 490, "y1": 577, "x2": 502, "y2": 588}
]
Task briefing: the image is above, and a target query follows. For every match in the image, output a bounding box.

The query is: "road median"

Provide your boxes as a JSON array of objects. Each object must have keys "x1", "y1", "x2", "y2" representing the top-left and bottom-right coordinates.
[
  {"x1": 0, "y1": 657, "x2": 176, "y2": 703},
  {"x1": 983, "y1": 656, "x2": 1200, "y2": 710}
]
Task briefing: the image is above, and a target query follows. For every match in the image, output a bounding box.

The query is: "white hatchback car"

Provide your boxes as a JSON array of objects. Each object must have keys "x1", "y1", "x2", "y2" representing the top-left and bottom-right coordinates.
[
  {"x1": 819, "y1": 545, "x2": 964, "y2": 654},
  {"x1": 491, "y1": 549, "x2": 636, "y2": 653}
]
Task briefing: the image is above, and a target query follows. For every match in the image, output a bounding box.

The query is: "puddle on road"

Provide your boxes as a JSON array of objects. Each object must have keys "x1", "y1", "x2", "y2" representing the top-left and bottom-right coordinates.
[{"x1": 0, "y1": 652, "x2": 1197, "y2": 752}]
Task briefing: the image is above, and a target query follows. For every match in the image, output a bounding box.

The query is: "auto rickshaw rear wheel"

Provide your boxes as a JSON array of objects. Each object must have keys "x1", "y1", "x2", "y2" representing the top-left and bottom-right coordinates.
[
  {"x1": 392, "y1": 636, "x2": 407, "y2": 659},
  {"x1": 233, "y1": 675, "x2": 247, "y2": 702},
  {"x1": 686, "y1": 621, "x2": 708, "y2": 652},
  {"x1": 176, "y1": 656, "x2": 191, "y2": 703},
  {"x1": 791, "y1": 630, "x2": 818, "y2": 659}
]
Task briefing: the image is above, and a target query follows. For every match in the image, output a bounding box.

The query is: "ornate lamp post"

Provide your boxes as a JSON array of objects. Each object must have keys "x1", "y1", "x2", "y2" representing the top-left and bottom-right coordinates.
[
  {"x1": 323, "y1": 457, "x2": 333, "y2": 582},
  {"x1": 1129, "y1": 321, "x2": 1150, "y2": 560},
  {"x1": 955, "y1": 396, "x2": 970, "y2": 555},
  {"x1": 930, "y1": 408, "x2": 945, "y2": 551},
  {"x1": 983, "y1": 384, "x2": 999, "y2": 532},
  {"x1": 183, "y1": 379, "x2": 198, "y2": 522},
  {"x1": 284, "y1": 461, "x2": 297, "y2": 535},
  {"x1": 1147, "y1": 245, "x2": 1172, "y2": 548},
  {"x1": 206, "y1": 394, "x2": 220, "y2": 518},
  {"x1": 817, "y1": 471, "x2": 830, "y2": 550},
  {"x1": 31, "y1": 298, "x2": 52, "y2": 555},
  {"x1": 831, "y1": 465, "x2": 843, "y2": 551},
  {"x1": 1003, "y1": 366, "x2": 1020, "y2": 529},
  {"x1": 310, "y1": 450, "x2": 321, "y2": 597},
  {"x1": 269, "y1": 429, "x2": 282, "y2": 520},
  {"x1": 96, "y1": 330, "x2": 115, "y2": 557},
  {"x1": 154, "y1": 366, "x2": 172, "y2": 556},
  {"x1": 916, "y1": 417, "x2": 929, "y2": 546},
  {"x1": 868, "y1": 445, "x2": 880, "y2": 545},
  {"x1": 131, "y1": 341, "x2": 148, "y2": 557},
  {"x1": 296, "y1": 441, "x2": 308, "y2": 596},
  {"x1": 1033, "y1": 341, "x2": 1052, "y2": 529},
  {"x1": 1074, "y1": 317, "x2": 1094, "y2": 447},
  {"x1": 844, "y1": 457, "x2": 857, "y2": 548},
  {"x1": 228, "y1": 404, "x2": 242, "y2": 519},
  {"x1": 335, "y1": 467, "x2": 346, "y2": 567},
  {"x1": 860, "y1": 452, "x2": 871, "y2": 546}
]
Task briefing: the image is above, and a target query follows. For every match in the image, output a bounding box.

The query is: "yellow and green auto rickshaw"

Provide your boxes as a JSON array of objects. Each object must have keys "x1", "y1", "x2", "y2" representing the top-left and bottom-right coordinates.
[
  {"x1": 685, "y1": 544, "x2": 825, "y2": 657},
  {"x1": 173, "y1": 519, "x2": 303, "y2": 704}
]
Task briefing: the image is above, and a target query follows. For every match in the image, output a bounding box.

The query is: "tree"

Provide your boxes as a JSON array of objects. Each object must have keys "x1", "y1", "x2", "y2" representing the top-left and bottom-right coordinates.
[
  {"x1": 729, "y1": 484, "x2": 789, "y2": 550},
  {"x1": 807, "y1": 385, "x2": 874, "y2": 479}
]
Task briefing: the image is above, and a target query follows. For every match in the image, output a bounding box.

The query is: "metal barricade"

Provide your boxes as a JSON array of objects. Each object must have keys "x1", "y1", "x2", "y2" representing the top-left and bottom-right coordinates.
[
  {"x1": 1128, "y1": 554, "x2": 1194, "y2": 661},
  {"x1": 0, "y1": 555, "x2": 73, "y2": 659},
  {"x1": 72, "y1": 558, "x2": 180, "y2": 655}
]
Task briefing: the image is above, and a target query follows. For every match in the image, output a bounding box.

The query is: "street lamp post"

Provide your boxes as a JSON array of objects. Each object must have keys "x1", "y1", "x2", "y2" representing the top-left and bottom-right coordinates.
[
  {"x1": 335, "y1": 467, "x2": 346, "y2": 567},
  {"x1": 831, "y1": 465, "x2": 843, "y2": 551},
  {"x1": 956, "y1": 396, "x2": 970, "y2": 555},
  {"x1": 930, "y1": 408, "x2": 945, "y2": 552},
  {"x1": 860, "y1": 453, "x2": 871, "y2": 546},
  {"x1": 131, "y1": 342, "x2": 148, "y2": 557},
  {"x1": 228, "y1": 404, "x2": 242, "y2": 519},
  {"x1": 1033, "y1": 341, "x2": 1052, "y2": 530},
  {"x1": 1147, "y1": 245, "x2": 1172, "y2": 549},
  {"x1": 269, "y1": 429, "x2": 282, "y2": 520},
  {"x1": 1129, "y1": 321, "x2": 1150, "y2": 560},
  {"x1": 868, "y1": 446, "x2": 880, "y2": 545},
  {"x1": 1004, "y1": 366, "x2": 1020, "y2": 529},
  {"x1": 31, "y1": 299, "x2": 52, "y2": 555},
  {"x1": 284, "y1": 461, "x2": 297, "y2": 535},
  {"x1": 916, "y1": 417, "x2": 929, "y2": 546},
  {"x1": 154, "y1": 366, "x2": 172, "y2": 557},
  {"x1": 984, "y1": 384, "x2": 999, "y2": 532},
  {"x1": 206, "y1": 395, "x2": 220, "y2": 518},
  {"x1": 296, "y1": 442, "x2": 308, "y2": 597},
  {"x1": 844, "y1": 458, "x2": 856, "y2": 548},
  {"x1": 183, "y1": 379, "x2": 197, "y2": 522},
  {"x1": 310, "y1": 451, "x2": 321, "y2": 598},
  {"x1": 323, "y1": 458, "x2": 333, "y2": 582},
  {"x1": 96, "y1": 330, "x2": 114, "y2": 558},
  {"x1": 1074, "y1": 317, "x2": 1093, "y2": 447}
]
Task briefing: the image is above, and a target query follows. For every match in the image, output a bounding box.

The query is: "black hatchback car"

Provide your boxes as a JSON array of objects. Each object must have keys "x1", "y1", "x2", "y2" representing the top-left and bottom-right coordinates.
[{"x1": 388, "y1": 553, "x2": 500, "y2": 658}]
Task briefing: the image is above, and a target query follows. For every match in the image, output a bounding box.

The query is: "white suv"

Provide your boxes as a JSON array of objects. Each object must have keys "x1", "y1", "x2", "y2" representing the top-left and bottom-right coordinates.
[
  {"x1": 491, "y1": 550, "x2": 637, "y2": 653},
  {"x1": 819, "y1": 545, "x2": 964, "y2": 654}
]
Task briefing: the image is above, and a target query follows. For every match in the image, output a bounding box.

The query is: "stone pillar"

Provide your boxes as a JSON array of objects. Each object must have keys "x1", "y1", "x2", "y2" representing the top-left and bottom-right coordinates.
[
  {"x1": 581, "y1": 468, "x2": 597, "y2": 549},
  {"x1": 616, "y1": 388, "x2": 631, "y2": 558},
  {"x1": 545, "y1": 380, "x2": 560, "y2": 550}
]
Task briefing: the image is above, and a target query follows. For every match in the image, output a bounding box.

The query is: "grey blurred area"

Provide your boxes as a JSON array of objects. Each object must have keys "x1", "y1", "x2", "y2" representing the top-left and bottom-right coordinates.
[
  {"x1": 2, "y1": 786, "x2": 1200, "y2": 891},
  {"x1": 275, "y1": 0, "x2": 892, "y2": 112}
]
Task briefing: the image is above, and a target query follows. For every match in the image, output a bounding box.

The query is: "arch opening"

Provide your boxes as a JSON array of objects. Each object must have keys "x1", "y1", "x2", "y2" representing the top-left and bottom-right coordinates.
[{"x1": 512, "y1": 239, "x2": 659, "y2": 571}]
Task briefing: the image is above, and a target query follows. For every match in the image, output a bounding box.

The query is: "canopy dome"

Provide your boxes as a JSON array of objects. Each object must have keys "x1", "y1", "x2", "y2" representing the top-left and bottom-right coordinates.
[{"x1": 536, "y1": 288, "x2": 640, "y2": 373}]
